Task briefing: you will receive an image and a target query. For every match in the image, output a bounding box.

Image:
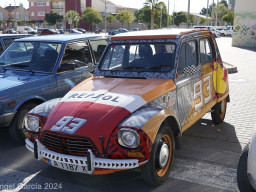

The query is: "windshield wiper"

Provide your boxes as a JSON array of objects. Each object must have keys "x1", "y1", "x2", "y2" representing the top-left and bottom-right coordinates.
[
  {"x1": 10, "y1": 64, "x2": 30, "y2": 68},
  {"x1": 147, "y1": 65, "x2": 172, "y2": 70}
]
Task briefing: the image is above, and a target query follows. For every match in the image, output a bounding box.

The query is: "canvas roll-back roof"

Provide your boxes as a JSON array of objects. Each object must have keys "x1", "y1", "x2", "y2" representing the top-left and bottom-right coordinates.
[{"x1": 111, "y1": 28, "x2": 210, "y2": 41}]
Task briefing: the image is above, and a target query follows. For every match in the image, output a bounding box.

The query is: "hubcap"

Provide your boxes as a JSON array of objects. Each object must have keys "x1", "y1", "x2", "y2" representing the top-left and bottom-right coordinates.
[{"x1": 158, "y1": 142, "x2": 169, "y2": 168}]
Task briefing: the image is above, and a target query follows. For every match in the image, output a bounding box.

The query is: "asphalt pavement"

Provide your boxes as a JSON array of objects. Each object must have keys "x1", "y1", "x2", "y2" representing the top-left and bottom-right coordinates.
[{"x1": 0, "y1": 37, "x2": 256, "y2": 192}]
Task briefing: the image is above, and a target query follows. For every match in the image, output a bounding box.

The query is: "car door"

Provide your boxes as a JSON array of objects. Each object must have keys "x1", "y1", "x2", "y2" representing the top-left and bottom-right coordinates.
[
  {"x1": 176, "y1": 39, "x2": 201, "y2": 131},
  {"x1": 199, "y1": 37, "x2": 216, "y2": 112},
  {"x1": 56, "y1": 40, "x2": 92, "y2": 97}
]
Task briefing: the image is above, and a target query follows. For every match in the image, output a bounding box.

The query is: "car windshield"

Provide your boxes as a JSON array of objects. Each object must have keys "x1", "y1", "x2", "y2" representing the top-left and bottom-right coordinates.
[
  {"x1": 99, "y1": 42, "x2": 176, "y2": 73},
  {"x1": 0, "y1": 41, "x2": 62, "y2": 73}
]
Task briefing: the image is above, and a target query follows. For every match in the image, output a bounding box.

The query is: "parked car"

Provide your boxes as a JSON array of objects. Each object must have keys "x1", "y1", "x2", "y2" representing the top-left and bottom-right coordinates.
[
  {"x1": 109, "y1": 28, "x2": 128, "y2": 35},
  {"x1": 74, "y1": 28, "x2": 86, "y2": 33},
  {"x1": 57, "y1": 29, "x2": 64, "y2": 34},
  {"x1": 237, "y1": 124, "x2": 256, "y2": 192},
  {"x1": 24, "y1": 29, "x2": 229, "y2": 186},
  {"x1": 3, "y1": 28, "x2": 18, "y2": 34},
  {"x1": 0, "y1": 34, "x2": 108, "y2": 143},
  {"x1": 224, "y1": 26, "x2": 233, "y2": 36},
  {"x1": 17, "y1": 26, "x2": 37, "y2": 35},
  {"x1": 193, "y1": 26, "x2": 220, "y2": 38},
  {"x1": 37, "y1": 28, "x2": 43, "y2": 34},
  {"x1": 65, "y1": 29, "x2": 83, "y2": 34},
  {"x1": 40, "y1": 29, "x2": 59, "y2": 35},
  {"x1": 0, "y1": 34, "x2": 31, "y2": 54},
  {"x1": 131, "y1": 28, "x2": 141, "y2": 31}
]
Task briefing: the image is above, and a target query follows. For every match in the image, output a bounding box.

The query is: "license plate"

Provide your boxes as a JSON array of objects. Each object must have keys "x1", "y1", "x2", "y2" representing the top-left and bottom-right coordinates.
[{"x1": 48, "y1": 159, "x2": 89, "y2": 173}]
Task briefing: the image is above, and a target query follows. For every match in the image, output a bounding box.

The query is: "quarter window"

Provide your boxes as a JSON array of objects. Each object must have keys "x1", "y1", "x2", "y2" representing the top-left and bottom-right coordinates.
[
  {"x1": 178, "y1": 40, "x2": 198, "y2": 74},
  {"x1": 89, "y1": 39, "x2": 108, "y2": 63},
  {"x1": 200, "y1": 38, "x2": 213, "y2": 64},
  {"x1": 61, "y1": 41, "x2": 92, "y2": 69}
]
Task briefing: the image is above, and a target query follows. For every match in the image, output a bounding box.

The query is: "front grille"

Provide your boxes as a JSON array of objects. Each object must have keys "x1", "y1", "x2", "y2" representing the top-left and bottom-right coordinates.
[{"x1": 40, "y1": 131, "x2": 98, "y2": 157}]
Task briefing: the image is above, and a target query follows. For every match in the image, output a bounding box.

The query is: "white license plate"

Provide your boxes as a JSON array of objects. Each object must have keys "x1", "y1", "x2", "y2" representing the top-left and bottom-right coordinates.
[{"x1": 48, "y1": 159, "x2": 90, "y2": 173}]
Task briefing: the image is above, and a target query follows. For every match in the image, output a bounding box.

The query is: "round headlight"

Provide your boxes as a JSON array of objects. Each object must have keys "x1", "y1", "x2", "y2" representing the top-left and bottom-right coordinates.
[
  {"x1": 25, "y1": 115, "x2": 40, "y2": 132},
  {"x1": 118, "y1": 128, "x2": 140, "y2": 148}
]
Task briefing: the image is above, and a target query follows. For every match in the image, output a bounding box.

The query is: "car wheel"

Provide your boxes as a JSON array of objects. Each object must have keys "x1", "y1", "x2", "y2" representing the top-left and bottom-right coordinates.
[
  {"x1": 141, "y1": 125, "x2": 175, "y2": 186},
  {"x1": 237, "y1": 144, "x2": 255, "y2": 192},
  {"x1": 9, "y1": 103, "x2": 38, "y2": 143},
  {"x1": 211, "y1": 98, "x2": 227, "y2": 124}
]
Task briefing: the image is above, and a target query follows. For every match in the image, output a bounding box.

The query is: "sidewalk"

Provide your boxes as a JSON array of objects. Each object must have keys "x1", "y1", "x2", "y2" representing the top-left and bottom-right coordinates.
[{"x1": 217, "y1": 37, "x2": 256, "y2": 74}]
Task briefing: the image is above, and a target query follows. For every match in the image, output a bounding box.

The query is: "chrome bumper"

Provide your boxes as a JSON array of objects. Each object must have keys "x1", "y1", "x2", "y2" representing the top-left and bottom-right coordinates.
[{"x1": 25, "y1": 139, "x2": 140, "y2": 174}]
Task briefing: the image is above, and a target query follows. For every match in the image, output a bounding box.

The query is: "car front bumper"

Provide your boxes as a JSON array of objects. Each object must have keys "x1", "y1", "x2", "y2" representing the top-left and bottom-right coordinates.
[
  {"x1": 0, "y1": 112, "x2": 15, "y2": 127},
  {"x1": 25, "y1": 138, "x2": 141, "y2": 174}
]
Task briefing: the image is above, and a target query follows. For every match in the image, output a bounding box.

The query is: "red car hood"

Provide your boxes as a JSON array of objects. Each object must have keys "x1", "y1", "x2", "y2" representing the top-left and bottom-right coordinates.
[{"x1": 43, "y1": 77, "x2": 175, "y2": 153}]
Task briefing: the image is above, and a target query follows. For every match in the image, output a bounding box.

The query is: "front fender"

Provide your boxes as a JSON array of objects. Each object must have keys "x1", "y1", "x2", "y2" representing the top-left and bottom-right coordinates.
[
  {"x1": 13, "y1": 95, "x2": 47, "y2": 112},
  {"x1": 28, "y1": 98, "x2": 62, "y2": 118}
]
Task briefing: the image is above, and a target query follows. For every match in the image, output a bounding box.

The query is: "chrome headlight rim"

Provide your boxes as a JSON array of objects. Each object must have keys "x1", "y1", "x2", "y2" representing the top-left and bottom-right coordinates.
[
  {"x1": 25, "y1": 115, "x2": 40, "y2": 132},
  {"x1": 118, "y1": 128, "x2": 140, "y2": 148}
]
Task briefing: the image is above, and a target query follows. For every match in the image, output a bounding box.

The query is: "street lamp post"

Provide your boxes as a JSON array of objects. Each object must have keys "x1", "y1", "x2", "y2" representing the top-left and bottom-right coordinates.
[
  {"x1": 160, "y1": 5, "x2": 163, "y2": 29},
  {"x1": 104, "y1": 0, "x2": 107, "y2": 34},
  {"x1": 187, "y1": 0, "x2": 190, "y2": 28},
  {"x1": 167, "y1": 0, "x2": 169, "y2": 28},
  {"x1": 206, "y1": 0, "x2": 209, "y2": 25}
]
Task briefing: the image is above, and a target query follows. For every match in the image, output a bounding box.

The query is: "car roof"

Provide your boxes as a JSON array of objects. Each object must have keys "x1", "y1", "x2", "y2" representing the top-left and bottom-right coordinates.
[
  {"x1": 15, "y1": 34, "x2": 108, "y2": 43},
  {"x1": 111, "y1": 28, "x2": 210, "y2": 40},
  {"x1": 0, "y1": 34, "x2": 31, "y2": 38}
]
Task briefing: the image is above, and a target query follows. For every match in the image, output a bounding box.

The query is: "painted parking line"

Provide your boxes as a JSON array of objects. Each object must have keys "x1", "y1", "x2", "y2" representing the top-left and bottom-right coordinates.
[{"x1": 171, "y1": 158, "x2": 238, "y2": 191}]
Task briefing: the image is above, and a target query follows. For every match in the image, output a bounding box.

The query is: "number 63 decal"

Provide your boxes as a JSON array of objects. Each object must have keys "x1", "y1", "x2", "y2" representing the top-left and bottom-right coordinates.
[{"x1": 50, "y1": 116, "x2": 87, "y2": 134}]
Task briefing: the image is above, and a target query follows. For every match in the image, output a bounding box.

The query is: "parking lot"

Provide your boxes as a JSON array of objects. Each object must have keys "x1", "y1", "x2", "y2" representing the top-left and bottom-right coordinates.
[{"x1": 0, "y1": 37, "x2": 255, "y2": 192}]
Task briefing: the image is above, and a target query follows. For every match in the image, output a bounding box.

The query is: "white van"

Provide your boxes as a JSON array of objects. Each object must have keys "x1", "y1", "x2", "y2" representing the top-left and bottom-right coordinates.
[
  {"x1": 193, "y1": 26, "x2": 220, "y2": 38},
  {"x1": 17, "y1": 26, "x2": 36, "y2": 35}
]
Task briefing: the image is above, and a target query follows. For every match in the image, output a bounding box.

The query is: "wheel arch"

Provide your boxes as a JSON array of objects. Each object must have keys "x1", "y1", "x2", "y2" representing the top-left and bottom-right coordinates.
[{"x1": 14, "y1": 96, "x2": 46, "y2": 112}]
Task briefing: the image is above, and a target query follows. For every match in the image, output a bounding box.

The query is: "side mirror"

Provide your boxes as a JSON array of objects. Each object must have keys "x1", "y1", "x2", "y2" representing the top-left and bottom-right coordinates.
[{"x1": 58, "y1": 63, "x2": 75, "y2": 73}]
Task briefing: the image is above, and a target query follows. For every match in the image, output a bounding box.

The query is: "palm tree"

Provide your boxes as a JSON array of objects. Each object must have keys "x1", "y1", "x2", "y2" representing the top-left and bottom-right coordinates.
[
  {"x1": 145, "y1": 0, "x2": 158, "y2": 29},
  {"x1": 65, "y1": 10, "x2": 80, "y2": 28}
]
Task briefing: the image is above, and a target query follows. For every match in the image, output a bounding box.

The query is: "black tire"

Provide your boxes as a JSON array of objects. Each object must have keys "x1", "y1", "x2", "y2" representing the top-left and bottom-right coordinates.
[
  {"x1": 211, "y1": 98, "x2": 227, "y2": 124},
  {"x1": 237, "y1": 144, "x2": 255, "y2": 192},
  {"x1": 141, "y1": 125, "x2": 175, "y2": 186},
  {"x1": 9, "y1": 103, "x2": 38, "y2": 144}
]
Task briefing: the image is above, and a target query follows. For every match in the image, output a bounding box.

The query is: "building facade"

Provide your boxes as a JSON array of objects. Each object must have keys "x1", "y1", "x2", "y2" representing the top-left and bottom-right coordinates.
[
  {"x1": 232, "y1": 0, "x2": 256, "y2": 47},
  {"x1": 4, "y1": 4, "x2": 29, "y2": 20}
]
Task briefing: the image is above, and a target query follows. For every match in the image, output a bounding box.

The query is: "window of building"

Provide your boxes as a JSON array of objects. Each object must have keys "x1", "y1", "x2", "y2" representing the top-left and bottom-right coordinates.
[
  {"x1": 58, "y1": 12, "x2": 63, "y2": 16},
  {"x1": 58, "y1": 2, "x2": 62, "y2": 9},
  {"x1": 31, "y1": 2, "x2": 34, "y2": 6},
  {"x1": 0, "y1": 12, "x2": 3, "y2": 19},
  {"x1": 37, "y1": 11, "x2": 45, "y2": 16},
  {"x1": 16, "y1": 12, "x2": 19, "y2": 20},
  {"x1": 81, "y1": 0, "x2": 86, "y2": 12},
  {"x1": 37, "y1": 2, "x2": 45, "y2": 6},
  {"x1": 31, "y1": 12, "x2": 34, "y2": 16},
  {"x1": 46, "y1": 2, "x2": 50, "y2": 6}
]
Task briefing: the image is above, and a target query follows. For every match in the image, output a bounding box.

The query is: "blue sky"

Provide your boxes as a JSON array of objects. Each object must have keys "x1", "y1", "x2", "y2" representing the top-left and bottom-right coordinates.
[{"x1": 0, "y1": 0, "x2": 207, "y2": 14}]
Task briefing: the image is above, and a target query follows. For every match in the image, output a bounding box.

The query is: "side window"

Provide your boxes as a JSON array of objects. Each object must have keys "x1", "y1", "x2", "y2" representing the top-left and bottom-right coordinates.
[
  {"x1": 61, "y1": 41, "x2": 92, "y2": 68},
  {"x1": 3, "y1": 38, "x2": 15, "y2": 48},
  {"x1": 0, "y1": 44, "x2": 3, "y2": 54},
  {"x1": 178, "y1": 40, "x2": 197, "y2": 74},
  {"x1": 200, "y1": 38, "x2": 213, "y2": 64},
  {"x1": 89, "y1": 39, "x2": 108, "y2": 63}
]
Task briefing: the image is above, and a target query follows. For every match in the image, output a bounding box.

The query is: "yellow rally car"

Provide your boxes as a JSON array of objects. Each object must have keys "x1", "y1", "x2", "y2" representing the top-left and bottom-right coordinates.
[{"x1": 24, "y1": 29, "x2": 229, "y2": 186}]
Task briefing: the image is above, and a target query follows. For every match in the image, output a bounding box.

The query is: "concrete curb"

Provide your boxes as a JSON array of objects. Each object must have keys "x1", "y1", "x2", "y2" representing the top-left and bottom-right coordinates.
[{"x1": 223, "y1": 62, "x2": 238, "y2": 74}]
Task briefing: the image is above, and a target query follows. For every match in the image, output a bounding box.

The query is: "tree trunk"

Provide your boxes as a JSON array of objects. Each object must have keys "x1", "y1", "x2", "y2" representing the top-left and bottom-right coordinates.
[{"x1": 151, "y1": 6, "x2": 154, "y2": 29}]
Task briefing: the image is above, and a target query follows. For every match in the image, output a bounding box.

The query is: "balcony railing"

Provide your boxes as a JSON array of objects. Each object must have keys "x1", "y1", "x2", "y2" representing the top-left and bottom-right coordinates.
[{"x1": 51, "y1": 6, "x2": 63, "y2": 10}]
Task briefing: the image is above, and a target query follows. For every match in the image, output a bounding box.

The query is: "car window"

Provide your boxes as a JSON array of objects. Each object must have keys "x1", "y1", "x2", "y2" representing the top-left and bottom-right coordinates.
[
  {"x1": 0, "y1": 42, "x2": 61, "y2": 73},
  {"x1": 0, "y1": 44, "x2": 3, "y2": 54},
  {"x1": 200, "y1": 38, "x2": 213, "y2": 64},
  {"x1": 177, "y1": 40, "x2": 198, "y2": 74},
  {"x1": 90, "y1": 39, "x2": 108, "y2": 63},
  {"x1": 100, "y1": 42, "x2": 176, "y2": 72},
  {"x1": 3, "y1": 38, "x2": 15, "y2": 48},
  {"x1": 60, "y1": 41, "x2": 92, "y2": 69}
]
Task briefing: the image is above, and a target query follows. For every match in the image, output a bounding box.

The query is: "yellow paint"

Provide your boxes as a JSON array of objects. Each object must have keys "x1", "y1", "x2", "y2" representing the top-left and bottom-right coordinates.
[
  {"x1": 127, "y1": 152, "x2": 144, "y2": 158},
  {"x1": 142, "y1": 108, "x2": 178, "y2": 142},
  {"x1": 213, "y1": 62, "x2": 226, "y2": 94}
]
